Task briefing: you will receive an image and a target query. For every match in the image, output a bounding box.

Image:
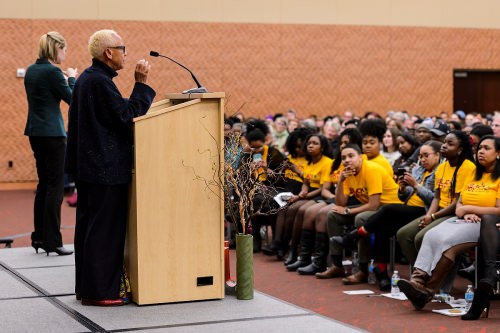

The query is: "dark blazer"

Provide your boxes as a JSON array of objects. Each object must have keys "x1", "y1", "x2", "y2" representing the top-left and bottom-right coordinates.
[
  {"x1": 24, "y1": 58, "x2": 75, "y2": 137},
  {"x1": 65, "y1": 59, "x2": 156, "y2": 185}
]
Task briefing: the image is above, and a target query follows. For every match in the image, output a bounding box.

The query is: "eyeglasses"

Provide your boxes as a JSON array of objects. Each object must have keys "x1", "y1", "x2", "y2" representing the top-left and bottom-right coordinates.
[
  {"x1": 418, "y1": 152, "x2": 437, "y2": 160},
  {"x1": 108, "y1": 45, "x2": 126, "y2": 53}
]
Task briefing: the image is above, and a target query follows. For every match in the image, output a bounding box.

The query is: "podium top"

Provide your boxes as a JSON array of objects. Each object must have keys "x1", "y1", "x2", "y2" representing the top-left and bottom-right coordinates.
[{"x1": 165, "y1": 92, "x2": 225, "y2": 100}]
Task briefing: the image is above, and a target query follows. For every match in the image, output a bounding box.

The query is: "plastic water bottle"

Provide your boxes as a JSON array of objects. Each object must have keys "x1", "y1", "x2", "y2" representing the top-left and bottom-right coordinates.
[
  {"x1": 465, "y1": 285, "x2": 474, "y2": 311},
  {"x1": 351, "y1": 251, "x2": 359, "y2": 275},
  {"x1": 391, "y1": 270, "x2": 400, "y2": 296},
  {"x1": 368, "y1": 259, "x2": 377, "y2": 285}
]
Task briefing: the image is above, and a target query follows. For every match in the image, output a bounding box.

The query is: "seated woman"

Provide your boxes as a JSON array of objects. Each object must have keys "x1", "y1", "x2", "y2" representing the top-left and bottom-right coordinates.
[
  {"x1": 262, "y1": 127, "x2": 312, "y2": 258},
  {"x1": 274, "y1": 134, "x2": 333, "y2": 266},
  {"x1": 396, "y1": 131, "x2": 475, "y2": 264},
  {"x1": 462, "y1": 214, "x2": 500, "y2": 320},
  {"x1": 392, "y1": 132, "x2": 420, "y2": 175},
  {"x1": 241, "y1": 119, "x2": 285, "y2": 252},
  {"x1": 331, "y1": 140, "x2": 442, "y2": 289},
  {"x1": 398, "y1": 135, "x2": 500, "y2": 311},
  {"x1": 290, "y1": 128, "x2": 362, "y2": 275},
  {"x1": 326, "y1": 144, "x2": 401, "y2": 284}
]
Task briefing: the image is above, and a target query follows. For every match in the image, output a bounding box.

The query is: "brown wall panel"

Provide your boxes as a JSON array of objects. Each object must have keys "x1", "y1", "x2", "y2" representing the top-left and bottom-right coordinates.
[{"x1": 2, "y1": 19, "x2": 500, "y2": 183}]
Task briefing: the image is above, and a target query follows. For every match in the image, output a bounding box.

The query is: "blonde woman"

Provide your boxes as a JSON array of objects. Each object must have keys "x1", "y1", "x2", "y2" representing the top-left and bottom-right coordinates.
[{"x1": 24, "y1": 32, "x2": 77, "y2": 256}]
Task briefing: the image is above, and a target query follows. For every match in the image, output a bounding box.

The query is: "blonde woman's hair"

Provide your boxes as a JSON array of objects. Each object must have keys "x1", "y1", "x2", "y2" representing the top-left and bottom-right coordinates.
[
  {"x1": 38, "y1": 32, "x2": 66, "y2": 62},
  {"x1": 88, "y1": 29, "x2": 121, "y2": 59}
]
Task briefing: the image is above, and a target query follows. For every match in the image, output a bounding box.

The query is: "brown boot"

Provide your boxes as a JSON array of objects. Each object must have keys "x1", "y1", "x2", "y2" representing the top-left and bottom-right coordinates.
[
  {"x1": 398, "y1": 256, "x2": 454, "y2": 310},
  {"x1": 397, "y1": 268, "x2": 430, "y2": 310},
  {"x1": 315, "y1": 265, "x2": 346, "y2": 279},
  {"x1": 342, "y1": 270, "x2": 368, "y2": 285},
  {"x1": 424, "y1": 256, "x2": 454, "y2": 295}
]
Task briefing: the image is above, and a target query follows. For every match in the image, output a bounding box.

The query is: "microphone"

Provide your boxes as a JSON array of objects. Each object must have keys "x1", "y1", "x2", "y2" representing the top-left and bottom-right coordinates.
[{"x1": 149, "y1": 51, "x2": 208, "y2": 94}]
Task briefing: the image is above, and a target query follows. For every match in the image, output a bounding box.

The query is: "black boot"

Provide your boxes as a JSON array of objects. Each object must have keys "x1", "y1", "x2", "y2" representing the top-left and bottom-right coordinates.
[
  {"x1": 262, "y1": 240, "x2": 283, "y2": 257},
  {"x1": 374, "y1": 266, "x2": 391, "y2": 291},
  {"x1": 283, "y1": 247, "x2": 297, "y2": 266},
  {"x1": 461, "y1": 287, "x2": 491, "y2": 320},
  {"x1": 330, "y1": 229, "x2": 361, "y2": 249},
  {"x1": 298, "y1": 232, "x2": 329, "y2": 275},
  {"x1": 286, "y1": 230, "x2": 314, "y2": 271}
]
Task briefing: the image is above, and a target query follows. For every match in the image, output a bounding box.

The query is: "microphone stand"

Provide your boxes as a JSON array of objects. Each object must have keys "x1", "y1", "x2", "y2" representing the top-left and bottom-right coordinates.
[{"x1": 149, "y1": 51, "x2": 208, "y2": 94}]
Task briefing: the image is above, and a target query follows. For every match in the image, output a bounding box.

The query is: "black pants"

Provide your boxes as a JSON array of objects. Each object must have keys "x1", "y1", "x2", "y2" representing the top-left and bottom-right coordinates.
[
  {"x1": 365, "y1": 204, "x2": 426, "y2": 263},
  {"x1": 29, "y1": 136, "x2": 65, "y2": 248},
  {"x1": 74, "y1": 180, "x2": 128, "y2": 300}
]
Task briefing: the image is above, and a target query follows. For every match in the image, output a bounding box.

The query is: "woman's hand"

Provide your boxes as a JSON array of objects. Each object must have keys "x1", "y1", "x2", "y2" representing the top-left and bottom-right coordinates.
[
  {"x1": 64, "y1": 67, "x2": 78, "y2": 78},
  {"x1": 402, "y1": 172, "x2": 418, "y2": 189},
  {"x1": 463, "y1": 213, "x2": 481, "y2": 223},
  {"x1": 418, "y1": 214, "x2": 433, "y2": 229},
  {"x1": 331, "y1": 205, "x2": 346, "y2": 214}
]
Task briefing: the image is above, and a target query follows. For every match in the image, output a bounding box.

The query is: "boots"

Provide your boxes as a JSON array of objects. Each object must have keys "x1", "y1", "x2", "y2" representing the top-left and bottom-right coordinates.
[
  {"x1": 330, "y1": 229, "x2": 361, "y2": 249},
  {"x1": 398, "y1": 256, "x2": 454, "y2": 310},
  {"x1": 283, "y1": 247, "x2": 297, "y2": 266},
  {"x1": 286, "y1": 230, "x2": 314, "y2": 271},
  {"x1": 397, "y1": 268, "x2": 430, "y2": 310},
  {"x1": 298, "y1": 232, "x2": 329, "y2": 275},
  {"x1": 374, "y1": 267, "x2": 391, "y2": 291}
]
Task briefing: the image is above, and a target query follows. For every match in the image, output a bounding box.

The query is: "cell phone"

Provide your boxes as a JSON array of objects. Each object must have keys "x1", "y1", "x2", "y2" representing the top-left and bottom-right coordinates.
[
  {"x1": 253, "y1": 153, "x2": 263, "y2": 162},
  {"x1": 396, "y1": 167, "x2": 408, "y2": 177}
]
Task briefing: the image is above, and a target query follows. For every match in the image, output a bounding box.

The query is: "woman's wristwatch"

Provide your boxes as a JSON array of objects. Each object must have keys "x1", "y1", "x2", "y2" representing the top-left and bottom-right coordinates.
[{"x1": 344, "y1": 207, "x2": 351, "y2": 215}]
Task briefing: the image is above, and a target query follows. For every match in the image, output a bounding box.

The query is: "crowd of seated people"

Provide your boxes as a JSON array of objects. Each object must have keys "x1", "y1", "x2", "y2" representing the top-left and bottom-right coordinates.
[{"x1": 224, "y1": 109, "x2": 500, "y2": 321}]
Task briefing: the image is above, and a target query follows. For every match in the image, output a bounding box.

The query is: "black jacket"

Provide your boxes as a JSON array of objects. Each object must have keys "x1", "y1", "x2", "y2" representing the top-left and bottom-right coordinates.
[{"x1": 65, "y1": 59, "x2": 156, "y2": 185}]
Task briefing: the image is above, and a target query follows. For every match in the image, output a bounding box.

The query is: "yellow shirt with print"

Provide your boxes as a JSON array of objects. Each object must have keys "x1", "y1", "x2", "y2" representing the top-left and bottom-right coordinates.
[
  {"x1": 461, "y1": 172, "x2": 500, "y2": 207},
  {"x1": 434, "y1": 159, "x2": 476, "y2": 208},
  {"x1": 321, "y1": 159, "x2": 343, "y2": 186},
  {"x1": 343, "y1": 160, "x2": 401, "y2": 205},
  {"x1": 303, "y1": 155, "x2": 333, "y2": 189},
  {"x1": 285, "y1": 155, "x2": 307, "y2": 183}
]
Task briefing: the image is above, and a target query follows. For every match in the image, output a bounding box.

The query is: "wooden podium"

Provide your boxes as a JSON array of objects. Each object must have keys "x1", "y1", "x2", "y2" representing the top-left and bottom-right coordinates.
[{"x1": 126, "y1": 92, "x2": 225, "y2": 305}]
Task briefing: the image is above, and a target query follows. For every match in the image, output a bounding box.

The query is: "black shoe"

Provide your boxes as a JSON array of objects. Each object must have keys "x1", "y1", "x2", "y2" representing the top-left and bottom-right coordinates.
[
  {"x1": 330, "y1": 230, "x2": 360, "y2": 249},
  {"x1": 374, "y1": 267, "x2": 391, "y2": 291},
  {"x1": 31, "y1": 240, "x2": 44, "y2": 254},
  {"x1": 286, "y1": 258, "x2": 311, "y2": 272},
  {"x1": 461, "y1": 287, "x2": 491, "y2": 320},
  {"x1": 44, "y1": 246, "x2": 73, "y2": 256},
  {"x1": 261, "y1": 244, "x2": 276, "y2": 256},
  {"x1": 297, "y1": 262, "x2": 325, "y2": 275},
  {"x1": 284, "y1": 249, "x2": 297, "y2": 266}
]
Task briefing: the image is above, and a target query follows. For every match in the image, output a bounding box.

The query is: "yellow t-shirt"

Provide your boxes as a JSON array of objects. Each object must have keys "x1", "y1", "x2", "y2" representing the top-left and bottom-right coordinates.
[
  {"x1": 303, "y1": 155, "x2": 333, "y2": 189},
  {"x1": 321, "y1": 159, "x2": 343, "y2": 186},
  {"x1": 405, "y1": 170, "x2": 430, "y2": 208},
  {"x1": 254, "y1": 145, "x2": 270, "y2": 182},
  {"x1": 285, "y1": 156, "x2": 307, "y2": 183},
  {"x1": 461, "y1": 173, "x2": 500, "y2": 207},
  {"x1": 368, "y1": 153, "x2": 394, "y2": 178},
  {"x1": 343, "y1": 160, "x2": 401, "y2": 205},
  {"x1": 435, "y1": 159, "x2": 476, "y2": 208}
]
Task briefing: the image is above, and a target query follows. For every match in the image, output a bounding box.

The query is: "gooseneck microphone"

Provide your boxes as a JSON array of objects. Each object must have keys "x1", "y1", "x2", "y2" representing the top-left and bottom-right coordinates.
[{"x1": 149, "y1": 51, "x2": 208, "y2": 94}]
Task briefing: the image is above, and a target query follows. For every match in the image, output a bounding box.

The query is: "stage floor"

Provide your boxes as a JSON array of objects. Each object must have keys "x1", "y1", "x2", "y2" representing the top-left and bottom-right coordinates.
[{"x1": 0, "y1": 245, "x2": 364, "y2": 333}]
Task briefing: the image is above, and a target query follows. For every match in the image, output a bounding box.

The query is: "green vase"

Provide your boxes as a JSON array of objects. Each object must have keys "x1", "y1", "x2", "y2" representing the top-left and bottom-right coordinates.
[{"x1": 236, "y1": 234, "x2": 254, "y2": 300}]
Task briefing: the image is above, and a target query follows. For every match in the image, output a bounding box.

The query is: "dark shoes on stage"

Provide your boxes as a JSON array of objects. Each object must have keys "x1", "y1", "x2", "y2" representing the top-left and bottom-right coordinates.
[
  {"x1": 82, "y1": 298, "x2": 127, "y2": 306},
  {"x1": 32, "y1": 241, "x2": 73, "y2": 256},
  {"x1": 31, "y1": 240, "x2": 44, "y2": 254}
]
